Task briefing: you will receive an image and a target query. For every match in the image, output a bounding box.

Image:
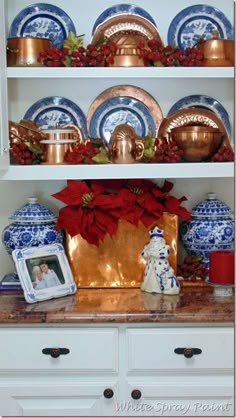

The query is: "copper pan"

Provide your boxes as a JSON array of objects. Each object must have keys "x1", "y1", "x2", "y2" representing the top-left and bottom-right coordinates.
[{"x1": 7, "y1": 37, "x2": 51, "y2": 67}]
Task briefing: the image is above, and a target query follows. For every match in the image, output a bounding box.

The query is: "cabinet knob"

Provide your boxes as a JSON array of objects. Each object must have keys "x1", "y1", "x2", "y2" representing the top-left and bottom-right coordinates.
[
  {"x1": 174, "y1": 347, "x2": 202, "y2": 358},
  {"x1": 103, "y1": 388, "x2": 114, "y2": 399},
  {"x1": 131, "y1": 389, "x2": 142, "y2": 400},
  {"x1": 42, "y1": 347, "x2": 70, "y2": 358}
]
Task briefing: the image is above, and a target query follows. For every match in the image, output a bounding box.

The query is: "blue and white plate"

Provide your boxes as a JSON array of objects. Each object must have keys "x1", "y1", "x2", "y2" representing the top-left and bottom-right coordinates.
[
  {"x1": 9, "y1": 3, "x2": 76, "y2": 48},
  {"x1": 24, "y1": 96, "x2": 87, "y2": 137},
  {"x1": 167, "y1": 5, "x2": 234, "y2": 49},
  {"x1": 88, "y1": 96, "x2": 156, "y2": 143},
  {"x1": 168, "y1": 95, "x2": 232, "y2": 139},
  {"x1": 92, "y1": 3, "x2": 157, "y2": 34}
]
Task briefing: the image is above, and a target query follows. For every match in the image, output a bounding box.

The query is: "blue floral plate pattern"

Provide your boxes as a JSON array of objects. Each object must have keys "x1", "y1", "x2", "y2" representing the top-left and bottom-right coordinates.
[
  {"x1": 168, "y1": 95, "x2": 232, "y2": 139},
  {"x1": 91, "y1": 3, "x2": 157, "y2": 34},
  {"x1": 9, "y1": 3, "x2": 76, "y2": 48},
  {"x1": 24, "y1": 96, "x2": 87, "y2": 137},
  {"x1": 88, "y1": 96, "x2": 157, "y2": 143},
  {"x1": 167, "y1": 4, "x2": 234, "y2": 49}
]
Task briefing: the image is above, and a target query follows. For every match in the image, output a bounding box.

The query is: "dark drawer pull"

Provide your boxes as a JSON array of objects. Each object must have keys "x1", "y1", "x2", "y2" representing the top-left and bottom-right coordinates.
[
  {"x1": 103, "y1": 388, "x2": 114, "y2": 399},
  {"x1": 42, "y1": 347, "x2": 70, "y2": 358},
  {"x1": 174, "y1": 347, "x2": 202, "y2": 358},
  {"x1": 131, "y1": 389, "x2": 142, "y2": 400}
]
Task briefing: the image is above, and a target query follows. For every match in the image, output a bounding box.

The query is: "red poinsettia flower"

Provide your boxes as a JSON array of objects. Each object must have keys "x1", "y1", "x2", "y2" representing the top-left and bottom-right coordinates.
[{"x1": 52, "y1": 180, "x2": 124, "y2": 245}]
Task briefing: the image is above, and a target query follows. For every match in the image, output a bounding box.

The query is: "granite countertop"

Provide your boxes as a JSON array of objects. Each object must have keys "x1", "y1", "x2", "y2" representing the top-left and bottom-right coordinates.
[{"x1": 0, "y1": 285, "x2": 234, "y2": 325}]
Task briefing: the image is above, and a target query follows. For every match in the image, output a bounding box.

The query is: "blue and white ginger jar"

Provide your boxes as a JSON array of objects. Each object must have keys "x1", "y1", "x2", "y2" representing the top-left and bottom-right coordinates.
[
  {"x1": 2, "y1": 197, "x2": 64, "y2": 255},
  {"x1": 179, "y1": 193, "x2": 234, "y2": 267}
]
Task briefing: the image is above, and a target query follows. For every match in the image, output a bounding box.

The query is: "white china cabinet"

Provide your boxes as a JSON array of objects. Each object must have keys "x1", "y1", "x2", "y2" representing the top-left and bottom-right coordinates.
[{"x1": 0, "y1": 0, "x2": 234, "y2": 417}]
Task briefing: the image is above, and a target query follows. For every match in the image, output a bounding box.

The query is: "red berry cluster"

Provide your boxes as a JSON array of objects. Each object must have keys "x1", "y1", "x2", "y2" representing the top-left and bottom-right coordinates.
[
  {"x1": 64, "y1": 141, "x2": 99, "y2": 164},
  {"x1": 138, "y1": 39, "x2": 204, "y2": 67},
  {"x1": 151, "y1": 138, "x2": 184, "y2": 163},
  {"x1": 211, "y1": 144, "x2": 234, "y2": 162},
  {"x1": 177, "y1": 256, "x2": 209, "y2": 281},
  {"x1": 10, "y1": 142, "x2": 42, "y2": 165},
  {"x1": 38, "y1": 42, "x2": 117, "y2": 67}
]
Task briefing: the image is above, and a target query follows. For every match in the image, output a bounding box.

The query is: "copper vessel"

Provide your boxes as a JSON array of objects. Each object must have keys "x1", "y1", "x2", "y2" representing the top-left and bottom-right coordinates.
[
  {"x1": 170, "y1": 126, "x2": 223, "y2": 161},
  {"x1": 40, "y1": 139, "x2": 76, "y2": 165},
  {"x1": 7, "y1": 37, "x2": 51, "y2": 66},
  {"x1": 109, "y1": 124, "x2": 144, "y2": 163},
  {"x1": 198, "y1": 31, "x2": 234, "y2": 67},
  {"x1": 41, "y1": 124, "x2": 83, "y2": 142}
]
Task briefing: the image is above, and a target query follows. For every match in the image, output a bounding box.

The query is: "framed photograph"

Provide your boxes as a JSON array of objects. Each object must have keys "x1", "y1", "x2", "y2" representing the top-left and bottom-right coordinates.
[{"x1": 12, "y1": 243, "x2": 77, "y2": 303}]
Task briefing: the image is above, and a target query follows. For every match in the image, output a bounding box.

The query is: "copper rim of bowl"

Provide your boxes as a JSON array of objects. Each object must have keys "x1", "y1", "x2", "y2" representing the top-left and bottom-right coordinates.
[{"x1": 171, "y1": 126, "x2": 222, "y2": 133}]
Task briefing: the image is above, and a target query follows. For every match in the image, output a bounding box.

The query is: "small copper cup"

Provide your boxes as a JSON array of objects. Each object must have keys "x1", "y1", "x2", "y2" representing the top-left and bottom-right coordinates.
[{"x1": 40, "y1": 140, "x2": 76, "y2": 165}]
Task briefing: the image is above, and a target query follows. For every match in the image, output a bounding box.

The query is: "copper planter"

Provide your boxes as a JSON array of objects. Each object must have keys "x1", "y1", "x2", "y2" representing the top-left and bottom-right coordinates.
[{"x1": 66, "y1": 213, "x2": 178, "y2": 288}]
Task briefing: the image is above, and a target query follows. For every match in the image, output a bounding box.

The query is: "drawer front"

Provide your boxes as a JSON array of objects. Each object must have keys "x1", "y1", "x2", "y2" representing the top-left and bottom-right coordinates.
[
  {"x1": 0, "y1": 382, "x2": 118, "y2": 416},
  {"x1": 126, "y1": 328, "x2": 234, "y2": 371},
  {"x1": 0, "y1": 328, "x2": 118, "y2": 372}
]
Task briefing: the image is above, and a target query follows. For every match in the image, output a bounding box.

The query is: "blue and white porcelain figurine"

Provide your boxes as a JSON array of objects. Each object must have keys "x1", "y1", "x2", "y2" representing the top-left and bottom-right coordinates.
[
  {"x1": 180, "y1": 192, "x2": 234, "y2": 267},
  {"x1": 2, "y1": 197, "x2": 64, "y2": 255},
  {"x1": 141, "y1": 227, "x2": 180, "y2": 295}
]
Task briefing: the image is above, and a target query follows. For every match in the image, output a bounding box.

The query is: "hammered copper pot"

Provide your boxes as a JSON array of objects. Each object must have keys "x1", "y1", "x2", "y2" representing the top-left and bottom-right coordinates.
[{"x1": 7, "y1": 37, "x2": 51, "y2": 66}]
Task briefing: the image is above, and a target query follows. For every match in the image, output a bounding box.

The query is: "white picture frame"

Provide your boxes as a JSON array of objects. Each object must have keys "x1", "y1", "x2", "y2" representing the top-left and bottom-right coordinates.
[{"x1": 12, "y1": 243, "x2": 77, "y2": 303}]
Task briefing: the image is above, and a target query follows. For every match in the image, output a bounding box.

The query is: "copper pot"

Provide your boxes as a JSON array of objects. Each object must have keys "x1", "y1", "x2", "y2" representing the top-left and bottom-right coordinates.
[
  {"x1": 198, "y1": 31, "x2": 234, "y2": 67},
  {"x1": 40, "y1": 140, "x2": 76, "y2": 165},
  {"x1": 7, "y1": 37, "x2": 51, "y2": 67}
]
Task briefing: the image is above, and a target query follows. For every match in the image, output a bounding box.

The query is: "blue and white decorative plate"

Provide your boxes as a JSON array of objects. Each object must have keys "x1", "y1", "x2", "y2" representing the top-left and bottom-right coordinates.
[
  {"x1": 167, "y1": 5, "x2": 234, "y2": 49},
  {"x1": 168, "y1": 95, "x2": 232, "y2": 139},
  {"x1": 24, "y1": 96, "x2": 87, "y2": 137},
  {"x1": 88, "y1": 96, "x2": 157, "y2": 143},
  {"x1": 92, "y1": 3, "x2": 157, "y2": 34},
  {"x1": 9, "y1": 3, "x2": 76, "y2": 48}
]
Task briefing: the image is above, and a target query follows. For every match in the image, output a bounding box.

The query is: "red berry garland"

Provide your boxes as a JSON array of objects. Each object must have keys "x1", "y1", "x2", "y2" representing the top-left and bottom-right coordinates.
[
  {"x1": 151, "y1": 138, "x2": 184, "y2": 163},
  {"x1": 177, "y1": 256, "x2": 209, "y2": 281},
  {"x1": 38, "y1": 41, "x2": 117, "y2": 67},
  {"x1": 138, "y1": 39, "x2": 204, "y2": 67},
  {"x1": 210, "y1": 144, "x2": 234, "y2": 162}
]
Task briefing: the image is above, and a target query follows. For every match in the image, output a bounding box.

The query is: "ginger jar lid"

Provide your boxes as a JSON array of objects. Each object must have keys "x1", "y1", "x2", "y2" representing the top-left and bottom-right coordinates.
[
  {"x1": 9, "y1": 197, "x2": 57, "y2": 223},
  {"x1": 191, "y1": 193, "x2": 232, "y2": 217}
]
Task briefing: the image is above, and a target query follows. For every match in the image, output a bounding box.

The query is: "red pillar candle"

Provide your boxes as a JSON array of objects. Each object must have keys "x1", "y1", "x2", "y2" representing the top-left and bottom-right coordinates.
[{"x1": 209, "y1": 250, "x2": 234, "y2": 285}]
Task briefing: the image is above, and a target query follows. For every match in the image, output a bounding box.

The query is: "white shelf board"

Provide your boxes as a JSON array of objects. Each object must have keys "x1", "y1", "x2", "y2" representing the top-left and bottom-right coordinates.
[
  {"x1": 0, "y1": 162, "x2": 234, "y2": 180},
  {"x1": 7, "y1": 66, "x2": 234, "y2": 79}
]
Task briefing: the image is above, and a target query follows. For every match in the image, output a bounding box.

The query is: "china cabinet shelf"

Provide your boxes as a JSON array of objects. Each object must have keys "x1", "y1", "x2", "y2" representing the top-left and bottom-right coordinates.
[
  {"x1": 6, "y1": 66, "x2": 235, "y2": 79},
  {"x1": 0, "y1": 162, "x2": 233, "y2": 181}
]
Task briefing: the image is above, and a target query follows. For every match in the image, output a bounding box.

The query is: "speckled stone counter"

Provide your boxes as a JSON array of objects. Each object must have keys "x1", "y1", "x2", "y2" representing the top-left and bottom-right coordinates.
[{"x1": 0, "y1": 285, "x2": 234, "y2": 325}]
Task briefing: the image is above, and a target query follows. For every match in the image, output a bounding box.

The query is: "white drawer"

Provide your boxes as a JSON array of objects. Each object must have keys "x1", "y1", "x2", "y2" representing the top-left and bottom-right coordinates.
[
  {"x1": 126, "y1": 328, "x2": 234, "y2": 371},
  {"x1": 0, "y1": 328, "x2": 118, "y2": 372}
]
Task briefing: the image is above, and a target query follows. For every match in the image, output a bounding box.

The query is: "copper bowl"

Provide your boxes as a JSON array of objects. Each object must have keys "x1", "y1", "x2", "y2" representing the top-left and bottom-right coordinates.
[
  {"x1": 7, "y1": 37, "x2": 51, "y2": 66},
  {"x1": 198, "y1": 31, "x2": 234, "y2": 67},
  {"x1": 170, "y1": 126, "x2": 224, "y2": 162}
]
